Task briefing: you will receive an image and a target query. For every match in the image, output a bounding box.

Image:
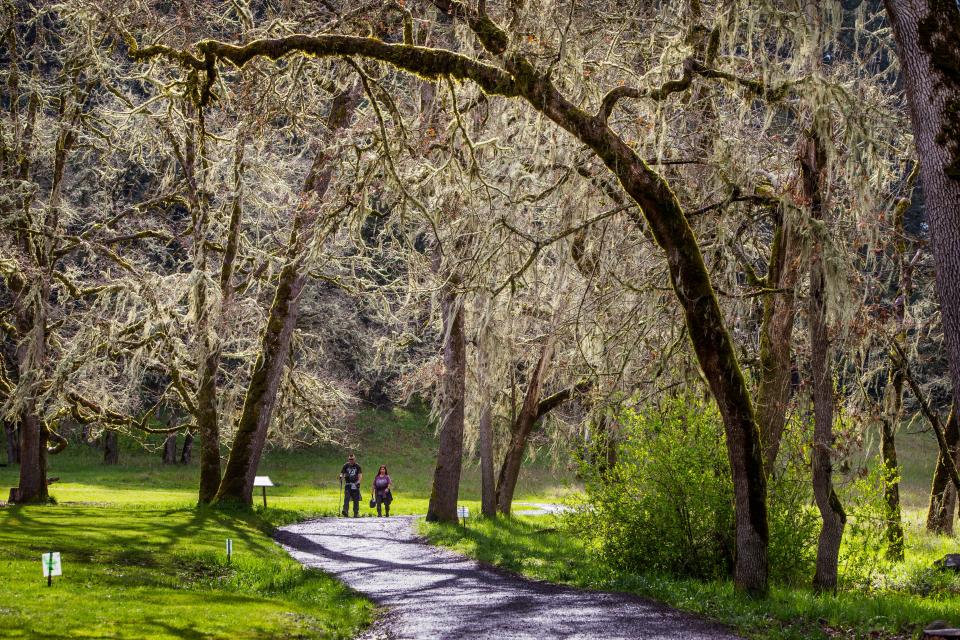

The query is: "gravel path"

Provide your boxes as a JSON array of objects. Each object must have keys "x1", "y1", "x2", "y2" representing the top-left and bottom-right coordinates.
[{"x1": 276, "y1": 516, "x2": 743, "y2": 640}]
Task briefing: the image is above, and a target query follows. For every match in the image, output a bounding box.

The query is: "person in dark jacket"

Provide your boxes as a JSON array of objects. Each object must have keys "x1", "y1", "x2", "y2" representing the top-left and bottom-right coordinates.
[
  {"x1": 339, "y1": 454, "x2": 362, "y2": 517},
  {"x1": 371, "y1": 464, "x2": 393, "y2": 517}
]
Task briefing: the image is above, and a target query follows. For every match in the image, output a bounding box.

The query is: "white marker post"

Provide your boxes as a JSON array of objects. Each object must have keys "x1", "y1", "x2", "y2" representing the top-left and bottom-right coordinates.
[
  {"x1": 42, "y1": 552, "x2": 61, "y2": 587},
  {"x1": 457, "y1": 506, "x2": 470, "y2": 528},
  {"x1": 226, "y1": 538, "x2": 233, "y2": 564}
]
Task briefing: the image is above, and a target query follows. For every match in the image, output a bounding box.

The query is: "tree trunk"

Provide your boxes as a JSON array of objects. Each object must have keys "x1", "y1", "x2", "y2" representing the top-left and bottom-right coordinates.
[
  {"x1": 214, "y1": 88, "x2": 357, "y2": 507},
  {"x1": 426, "y1": 292, "x2": 467, "y2": 523},
  {"x1": 103, "y1": 431, "x2": 119, "y2": 465},
  {"x1": 879, "y1": 188, "x2": 914, "y2": 561},
  {"x1": 4, "y1": 422, "x2": 19, "y2": 465},
  {"x1": 594, "y1": 414, "x2": 618, "y2": 473},
  {"x1": 215, "y1": 264, "x2": 306, "y2": 505},
  {"x1": 12, "y1": 298, "x2": 49, "y2": 503},
  {"x1": 479, "y1": 399, "x2": 496, "y2": 518},
  {"x1": 496, "y1": 336, "x2": 556, "y2": 515},
  {"x1": 195, "y1": 333, "x2": 221, "y2": 502},
  {"x1": 757, "y1": 209, "x2": 801, "y2": 472},
  {"x1": 879, "y1": 411, "x2": 905, "y2": 558},
  {"x1": 885, "y1": 3, "x2": 960, "y2": 463},
  {"x1": 942, "y1": 482, "x2": 958, "y2": 535},
  {"x1": 12, "y1": 408, "x2": 48, "y2": 503},
  {"x1": 195, "y1": 136, "x2": 246, "y2": 503},
  {"x1": 162, "y1": 433, "x2": 178, "y2": 465},
  {"x1": 803, "y1": 129, "x2": 846, "y2": 593},
  {"x1": 583, "y1": 95, "x2": 770, "y2": 600},
  {"x1": 928, "y1": 408, "x2": 960, "y2": 533},
  {"x1": 180, "y1": 430, "x2": 194, "y2": 464}
]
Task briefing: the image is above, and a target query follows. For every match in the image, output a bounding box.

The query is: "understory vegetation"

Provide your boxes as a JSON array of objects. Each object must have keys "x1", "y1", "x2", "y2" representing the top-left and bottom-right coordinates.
[
  {"x1": 423, "y1": 402, "x2": 960, "y2": 639},
  {"x1": 425, "y1": 513, "x2": 959, "y2": 640}
]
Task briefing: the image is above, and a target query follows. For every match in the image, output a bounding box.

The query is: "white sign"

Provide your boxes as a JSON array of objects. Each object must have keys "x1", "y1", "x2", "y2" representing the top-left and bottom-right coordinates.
[
  {"x1": 226, "y1": 539, "x2": 233, "y2": 555},
  {"x1": 42, "y1": 553, "x2": 62, "y2": 577},
  {"x1": 457, "y1": 506, "x2": 470, "y2": 518},
  {"x1": 253, "y1": 476, "x2": 274, "y2": 487}
]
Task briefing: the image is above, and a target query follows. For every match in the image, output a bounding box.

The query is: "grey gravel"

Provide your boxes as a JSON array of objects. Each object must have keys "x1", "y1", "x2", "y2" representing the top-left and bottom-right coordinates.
[{"x1": 276, "y1": 516, "x2": 743, "y2": 640}]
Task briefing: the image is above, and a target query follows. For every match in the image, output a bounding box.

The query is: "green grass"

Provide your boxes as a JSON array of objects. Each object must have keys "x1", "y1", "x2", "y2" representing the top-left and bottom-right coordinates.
[
  {"x1": 420, "y1": 426, "x2": 960, "y2": 640},
  {"x1": 0, "y1": 406, "x2": 577, "y2": 639},
  {"x1": 0, "y1": 406, "x2": 576, "y2": 516},
  {"x1": 0, "y1": 504, "x2": 373, "y2": 639},
  {"x1": 421, "y1": 516, "x2": 960, "y2": 639}
]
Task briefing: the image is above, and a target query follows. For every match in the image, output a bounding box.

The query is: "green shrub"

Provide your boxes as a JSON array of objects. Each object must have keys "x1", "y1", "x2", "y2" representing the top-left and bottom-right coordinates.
[{"x1": 567, "y1": 397, "x2": 818, "y2": 584}]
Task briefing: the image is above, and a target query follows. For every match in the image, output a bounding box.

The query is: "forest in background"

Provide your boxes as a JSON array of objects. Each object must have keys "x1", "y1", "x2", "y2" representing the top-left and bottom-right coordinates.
[{"x1": 2, "y1": 0, "x2": 960, "y2": 608}]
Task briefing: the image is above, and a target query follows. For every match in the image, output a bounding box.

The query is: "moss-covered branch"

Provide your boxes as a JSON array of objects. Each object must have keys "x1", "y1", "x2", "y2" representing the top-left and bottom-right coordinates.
[{"x1": 65, "y1": 391, "x2": 181, "y2": 434}]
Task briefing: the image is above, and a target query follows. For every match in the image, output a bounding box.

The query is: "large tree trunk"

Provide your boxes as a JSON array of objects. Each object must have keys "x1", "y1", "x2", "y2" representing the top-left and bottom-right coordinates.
[
  {"x1": 196, "y1": 136, "x2": 245, "y2": 502},
  {"x1": 12, "y1": 408, "x2": 48, "y2": 503},
  {"x1": 12, "y1": 296, "x2": 49, "y2": 503},
  {"x1": 495, "y1": 337, "x2": 556, "y2": 515},
  {"x1": 214, "y1": 89, "x2": 358, "y2": 507},
  {"x1": 215, "y1": 263, "x2": 306, "y2": 505},
  {"x1": 426, "y1": 293, "x2": 467, "y2": 523},
  {"x1": 803, "y1": 129, "x2": 846, "y2": 593},
  {"x1": 928, "y1": 408, "x2": 960, "y2": 533},
  {"x1": 479, "y1": 399, "x2": 496, "y2": 518},
  {"x1": 885, "y1": 2, "x2": 960, "y2": 457},
  {"x1": 757, "y1": 209, "x2": 801, "y2": 472},
  {"x1": 195, "y1": 332, "x2": 221, "y2": 501},
  {"x1": 4, "y1": 422, "x2": 19, "y2": 465}
]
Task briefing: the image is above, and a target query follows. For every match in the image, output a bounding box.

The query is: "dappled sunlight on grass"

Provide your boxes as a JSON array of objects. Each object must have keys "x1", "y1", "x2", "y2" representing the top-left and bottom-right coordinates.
[
  {"x1": 422, "y1": 512, "x2": 960, "y2": 640},
  {"x1": 0, "y1": 502, "x2": 373, "y2": 639},
  {"x1": 0, "y1": 406, "x2": 579, "y2": 638}
]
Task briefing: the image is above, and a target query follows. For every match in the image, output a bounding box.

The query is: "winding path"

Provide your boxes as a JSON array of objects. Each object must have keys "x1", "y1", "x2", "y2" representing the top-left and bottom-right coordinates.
[{"x1": 276, "y1": 516, "x2": 743, "y2": 640}]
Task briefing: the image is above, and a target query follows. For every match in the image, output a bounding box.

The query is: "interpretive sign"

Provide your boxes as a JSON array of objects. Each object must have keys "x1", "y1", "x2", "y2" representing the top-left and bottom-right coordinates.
[
  {"x1": 253, "y1": 476, "x2": 274, "y2": 508},
  {"x1": 457, "y1": 506, "x2": 470, "y2": 527},
  {"x1": 226, "y1": 538, "x2": 233, "y2": 564},
  {"x1": 42, "y1": 552, "x2": 61, "y2": 586}
]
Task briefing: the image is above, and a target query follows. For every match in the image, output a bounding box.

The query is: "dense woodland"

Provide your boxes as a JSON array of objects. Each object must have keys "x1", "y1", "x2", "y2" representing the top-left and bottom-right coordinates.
[{"x1": 2, "y1": 0, "x2": 960, "y2": 602}]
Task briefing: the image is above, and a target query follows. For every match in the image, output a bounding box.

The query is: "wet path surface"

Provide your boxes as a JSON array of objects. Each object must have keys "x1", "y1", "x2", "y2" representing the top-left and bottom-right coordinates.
[{"x1": 276, "y1": 516, "x2": 743, "y2": 640}]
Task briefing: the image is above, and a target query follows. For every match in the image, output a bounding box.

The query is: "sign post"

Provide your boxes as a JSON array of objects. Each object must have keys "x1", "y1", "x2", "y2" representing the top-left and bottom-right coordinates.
[
  {"x1": 253, "y1": 476, "x2": 274, "y2": 509},
  {"x1": 42, "y1": 553, "x2": 61, "y2": 587},
  {"x1": 457, "y1": 506, "x2": 470, "y2": 527},
  {"x1": 226, "y1": 538, "x2": 233, "y2": 564}
]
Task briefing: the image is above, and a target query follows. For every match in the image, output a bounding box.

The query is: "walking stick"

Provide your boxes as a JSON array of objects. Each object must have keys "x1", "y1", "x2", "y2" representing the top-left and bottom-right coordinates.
[{"x1": 339, "y1": 476, "x2": 343, "y2": 517}]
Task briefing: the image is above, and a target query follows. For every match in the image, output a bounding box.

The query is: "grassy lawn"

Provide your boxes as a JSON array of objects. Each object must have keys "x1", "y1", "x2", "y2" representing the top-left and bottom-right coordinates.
[
  {"x1": 0, "y1": 504, "x2": 372, "y2": 639},
  {"x1": 421, "y1": 427, "x2": 960, "y2": 640},
  {"x1": 0, "y1": 406, "x2": 577, "y2": 639}
]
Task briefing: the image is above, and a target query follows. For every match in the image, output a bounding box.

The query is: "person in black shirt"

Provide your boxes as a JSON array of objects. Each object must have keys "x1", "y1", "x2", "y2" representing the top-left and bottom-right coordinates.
[{"x1": 339, "y1": 454, "x2": 363, "y2": 517}]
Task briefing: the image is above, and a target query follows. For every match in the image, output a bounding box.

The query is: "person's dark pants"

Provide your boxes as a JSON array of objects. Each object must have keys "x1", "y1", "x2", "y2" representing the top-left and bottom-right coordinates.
[
  {"x1": 375, "y1": 490, "x2": 390, "y2": 517},
  {"x1": 343, "y1": 486, "x2": 360, "y2": 517}
]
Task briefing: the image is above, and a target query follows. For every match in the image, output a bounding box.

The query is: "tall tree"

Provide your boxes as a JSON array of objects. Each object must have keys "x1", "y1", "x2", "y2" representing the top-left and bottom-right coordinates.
[
  {"x1": 802, "y1": 123, "x2": 846, "y2": 593},
  {"x1": 425, "y1": 285, "x2": 467, "y2": 522},
  {"x1": 215, "y1": 86, "x2": 361, "y2": 506},
  {"x1": 884, "y1": 0, "x2": 960, "y2": 438},
  {"x1": 927, "y1": 408, "x2": 960, "y2": 533}
]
